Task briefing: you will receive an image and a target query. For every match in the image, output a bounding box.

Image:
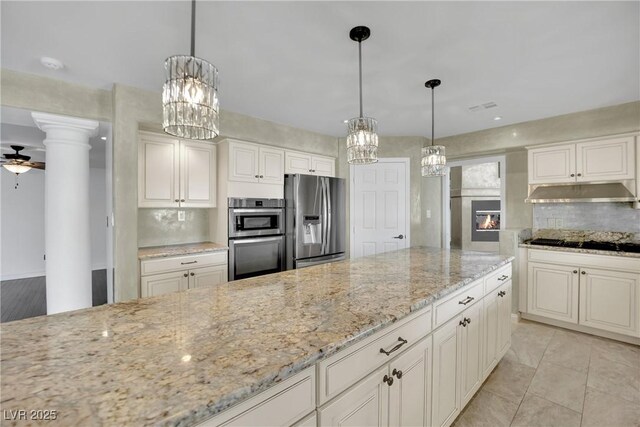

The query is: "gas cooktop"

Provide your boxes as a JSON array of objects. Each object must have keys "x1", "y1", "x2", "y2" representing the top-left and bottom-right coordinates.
[{"x1": 526, "y1": 238, "x2": 640, "y2": 253}]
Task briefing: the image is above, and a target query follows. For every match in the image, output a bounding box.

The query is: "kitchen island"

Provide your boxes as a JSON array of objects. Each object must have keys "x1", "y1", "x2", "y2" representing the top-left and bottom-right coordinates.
[{"x1": 1, "y1": 248, "x2": 513, "y2": 427}]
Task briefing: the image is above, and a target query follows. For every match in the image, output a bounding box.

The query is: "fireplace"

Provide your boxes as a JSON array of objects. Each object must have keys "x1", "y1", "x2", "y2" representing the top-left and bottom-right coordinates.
[{"x1": 471, "y1": 200, "x2": 501, "y2": 242}]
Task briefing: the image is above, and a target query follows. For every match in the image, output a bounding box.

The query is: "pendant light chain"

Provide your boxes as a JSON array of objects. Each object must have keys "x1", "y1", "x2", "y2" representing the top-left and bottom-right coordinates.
[
  {"x1": 358, "y1": 40, "x2": 363, "y2": 118},
  {"x1": 190, "y1": 0, "x2": 196, "y2": 57}
]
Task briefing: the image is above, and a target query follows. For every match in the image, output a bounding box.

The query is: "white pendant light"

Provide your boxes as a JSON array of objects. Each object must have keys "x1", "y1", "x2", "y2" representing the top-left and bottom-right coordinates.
[
  {"x1": 346, "y1": 26, "x2": 378, "y2": 165},
  {"x1": 421, "y1": 79, "x2": 446, "y2": 177},
  {"x1": 2, "y1": 163, "x2": 32, "y2": 174},
  {"x1": 163, "y1": 0, "x2": 219, "y2": 140}
]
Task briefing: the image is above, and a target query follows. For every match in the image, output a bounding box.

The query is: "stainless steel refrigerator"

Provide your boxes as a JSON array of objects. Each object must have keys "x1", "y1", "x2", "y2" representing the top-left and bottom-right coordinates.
[{"x1": 284, "y1": 174, "x2": 346, "y2": 269}]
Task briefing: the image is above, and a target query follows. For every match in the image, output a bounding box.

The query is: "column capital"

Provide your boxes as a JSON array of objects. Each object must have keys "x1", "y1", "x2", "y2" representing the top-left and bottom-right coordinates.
[{"x1": 32, "y1": 112, "x2": 99, "y2": 137}]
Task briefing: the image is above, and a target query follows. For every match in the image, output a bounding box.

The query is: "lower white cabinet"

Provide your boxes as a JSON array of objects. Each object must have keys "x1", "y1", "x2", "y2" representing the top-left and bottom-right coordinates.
[
  {"x1": 459, "y1": 301, "x2": 483, "y2": 408},
  {"x1": 319, "y1": 337, "x2": 432, "y2": 427},
  {"x1": 579, "y1": 267, "x2": 639, "y2": 336},
  {"x1": 140, "y1": 252, "x2": 228, "y2": 298},
  {"x1": 523, "y1": 249, "x2": 640, "y2": 340},
  {"x1": 527, "y1": 262, "x2": 579, "y2": 323},
  {"x1": 431, "y1": 317, "x2": 460, "y2": 427}
]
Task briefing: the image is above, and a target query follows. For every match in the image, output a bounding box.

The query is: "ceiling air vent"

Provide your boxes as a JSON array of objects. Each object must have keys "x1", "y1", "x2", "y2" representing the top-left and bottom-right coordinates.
[{"x1": 468, "y1": 102, "x2": 498, "y2": 112}]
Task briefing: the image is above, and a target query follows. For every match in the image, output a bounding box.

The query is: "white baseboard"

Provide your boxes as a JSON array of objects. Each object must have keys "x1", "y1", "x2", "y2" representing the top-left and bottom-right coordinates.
[{"x1": 1, "y1": 271, "x2": 46, "y2": 281}]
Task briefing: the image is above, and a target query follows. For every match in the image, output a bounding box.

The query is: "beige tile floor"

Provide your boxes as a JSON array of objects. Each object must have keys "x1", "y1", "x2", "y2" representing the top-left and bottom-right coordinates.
[{"x1": 453, "y1": 319, "x2": 640, "y2": 427}]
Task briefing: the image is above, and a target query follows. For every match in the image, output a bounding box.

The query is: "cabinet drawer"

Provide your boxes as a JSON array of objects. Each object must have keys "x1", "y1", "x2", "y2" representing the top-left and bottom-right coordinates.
[
  {"x1": 317, "y1": 307, "x2": 432, "y2": 404},
  {"x1": 140, "y1": 252, "x2": 228, "y2": 276},
  {"x1": 434, "y1": 279, "x2": 484, "y2": 328},
  {"x1": 484, "y1": 263, "x2": 512, "y2": 295},
  {"x1": 200, "y1": 367, "x2": 315, "y2": 427}
]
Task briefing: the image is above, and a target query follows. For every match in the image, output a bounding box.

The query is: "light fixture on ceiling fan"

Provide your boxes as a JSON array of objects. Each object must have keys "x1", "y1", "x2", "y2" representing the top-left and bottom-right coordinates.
[
  {"x1": 1, "y1": 145, "x2": 46, "y2": 188},
  {"x1": 346, "y1": 26, "x2": 379, "y2": 165},
  {"x1": 163, "y1": 0, "x2": 219, "y2": 140},
  {"x1": 421, "y1": 79, "x2": 446, "y2": 177}
]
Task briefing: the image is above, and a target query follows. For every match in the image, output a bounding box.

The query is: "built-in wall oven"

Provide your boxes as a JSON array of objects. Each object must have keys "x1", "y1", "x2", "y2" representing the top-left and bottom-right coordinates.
[{"x1": 228, "y1": 198, "x2": 285, "y2": 281}]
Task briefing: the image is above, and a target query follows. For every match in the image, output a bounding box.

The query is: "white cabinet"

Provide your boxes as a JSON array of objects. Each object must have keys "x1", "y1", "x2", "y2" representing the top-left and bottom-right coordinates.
[
  {"x1": 200, "y1": 368, "x2": 315, "y2": 427},
  {"x1": 523, "y1": 249, "x2": 640, "y2": 340},
  {"x1": 388, "y1": 337, "x2": 432, "y2": 427},
  {"x1": 139, "y1": 252, "x2": 228, "y2": 298},
  {"x1": 138, "y1": 133, "x2": 181, "y2": 207},
  {"x1": 576, "y1": 137, "x2": 635, "y2": 182},
  {"x1": 139, "y1": 132, "x2": 216, "y2": 208},
  {"x1": 579, "y1": 267, "x2": 639, "y2": 337},
  {"x1": 527, "y1": 262, "x2": 579, "y2": 323},
  {"x1": 528, "y1": 143, "x2": 576, "y2": 184},
  {"x1": 482, "y1": 288, "x2": 500, "y2": 377},
  {"x1": 140, "y1": 270, "x2": 189, "y2": 298},
  {"x1": 319, "y1": 365, "x2": 389, "y2": 427},
  {"x1": 459, "y1": 301, "x2": 483, "y2": 408},
  {"x1": 431, "y1": 316, "x2": 460, "y2": 427},
  {"x1": 527, "y1": 135, "x2": 636, "y2": 185},
  {"x1": 228, "y1": 141, "x2": 284, "y2": 185},
  {"x1": 285, "y1": 151, "x2": 335, "y2": 177},
  {"x1": 320, "y1": 337, "x2": 432, "y2": 427},
  {"x1": 497, "y1": 281, "x2": 513, "y2": 355}
]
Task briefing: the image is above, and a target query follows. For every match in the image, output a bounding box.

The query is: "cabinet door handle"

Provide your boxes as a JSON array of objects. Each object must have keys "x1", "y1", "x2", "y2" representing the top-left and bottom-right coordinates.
[
  {"x1": 260, "y1": 175, "x2": 264, "y2": 178},
  {"x1": 380, "y1": 337, "x2": 408, "y2": 356},
  {"x1": 392, "y1": 368, "x2": 403, "y2": 379},
  {"x1": 458, "y1": 296, "x2": 474, "y2": 305},
  {"x1": 581, "y1": 270, "x2": 586, "y2": 275},
  {"x1": 570, "y1": 173, "x2": 575, "y2": 177},
  {"x1": 577, "y1": 173, "x2": 582, "y2": 177},
  {"x1": 190, "y1": 272, "x2": 195, "y2": 276},
  {"x1": 180, "y1": 199, "x2": 185, "y2": 202},
  {"x1": 459, "y1": 319, "x2": 467, "y2": 327},
  {"x1": 255, "y1": 175, "x2": 260, "y2": 178},
  {"x1": 183, "y1": 273, "x2": 188, "y2": 277},
  {"x1": 175, "y1": 199, "x2": 180, "y2": 202},
  {"x1": 181, "y1": 261, "x2": 198, "y2": 265},
  {"x1": 383, "y1": 375, "x2": 394, "y2": 386},
  {"x1": 464, "y1": 317, "x2": 471, "y2": 324},
  {"x1": 573, "y1": 270, "x2": 578, "y2": 274}
]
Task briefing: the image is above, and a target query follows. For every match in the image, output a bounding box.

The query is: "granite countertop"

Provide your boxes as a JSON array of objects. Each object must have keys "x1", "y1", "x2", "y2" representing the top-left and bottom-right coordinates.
[
  {"x1": 138, "y1": 242, "x2": 229, "y2": 260},
  {"x1": 1, "y1": 248, "x2": 513, "y2": 427},
  {"x1": 519, "y1": 242, "x2": 640, "y2": 258}
]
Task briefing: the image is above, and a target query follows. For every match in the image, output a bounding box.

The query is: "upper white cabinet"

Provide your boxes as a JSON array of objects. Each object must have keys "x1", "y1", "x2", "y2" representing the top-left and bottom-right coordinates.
[
  {"x1": 576, "y1": 137, "x2": 635, "y2": 182},
  {"x1": 139, "y1": 132, "x2": 216, "y2": 208},
  {"x1": 528, "y1": 135, "x2": 636, "y2": 184},
  {"x1": 228, "y1": 140, "x2": 284, "y2": 185},
  {"x1": 528, "y1": 143, "x2": 576, "y2": 184},
  {"x1": 285, "y1": 151, "x2": 336, "y2": 177}
]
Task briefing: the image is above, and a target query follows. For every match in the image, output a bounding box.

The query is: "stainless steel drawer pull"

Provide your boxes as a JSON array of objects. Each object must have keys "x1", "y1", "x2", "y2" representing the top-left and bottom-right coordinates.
[
  {"x1": 181, "y1": 261, "x2": 198, "y2": 265},
  {"x1": 458, "y1": 296, "x2": 474, "y2": 305},
  {"x1": 497, "y1": 275, "x2": 508, "y2": 281},
  {"x1": 380, "y1": 337, "x2": 408, "y2": 356}
]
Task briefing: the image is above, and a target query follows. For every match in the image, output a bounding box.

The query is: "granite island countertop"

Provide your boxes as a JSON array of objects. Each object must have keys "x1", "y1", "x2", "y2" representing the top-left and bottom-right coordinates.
[
  {"x1": 138, "y1": 242, "x2": 228, "y2": 260},
  {"x1": 1, "y1": 247, "x2": 513, "y2": 427}
]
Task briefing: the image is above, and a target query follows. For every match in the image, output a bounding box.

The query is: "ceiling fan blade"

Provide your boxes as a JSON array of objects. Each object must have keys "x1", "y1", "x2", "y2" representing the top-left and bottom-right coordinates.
[{"x1": 29, "y1": 162, "x2": 46, "y2": 170}]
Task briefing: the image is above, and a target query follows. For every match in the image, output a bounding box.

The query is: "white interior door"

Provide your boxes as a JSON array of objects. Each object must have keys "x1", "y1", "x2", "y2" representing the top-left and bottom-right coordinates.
[{"x1": 351, "y1": 159, "x2": 409, "y2": 258}]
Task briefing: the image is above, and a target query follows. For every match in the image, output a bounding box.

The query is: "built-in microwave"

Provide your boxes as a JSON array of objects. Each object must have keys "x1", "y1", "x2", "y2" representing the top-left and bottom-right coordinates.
[{"x1": 228, "y1": 198, "x2": 285, "y2": 238}]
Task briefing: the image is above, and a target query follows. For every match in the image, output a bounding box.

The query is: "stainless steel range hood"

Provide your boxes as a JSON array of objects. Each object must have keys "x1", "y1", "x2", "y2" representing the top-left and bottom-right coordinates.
[{"x1": 525, "y1": 183, "x2": 636, "y2": 203}]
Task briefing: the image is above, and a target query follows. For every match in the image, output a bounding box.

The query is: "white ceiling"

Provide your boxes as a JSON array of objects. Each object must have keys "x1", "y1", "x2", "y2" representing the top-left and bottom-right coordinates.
[{"x1": 1, "y1": 1, "x2": 638, "y2": 138}]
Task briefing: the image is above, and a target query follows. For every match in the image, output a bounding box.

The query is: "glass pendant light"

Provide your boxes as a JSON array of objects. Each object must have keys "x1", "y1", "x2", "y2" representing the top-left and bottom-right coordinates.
[
  {"x1": 346, "y1": 26, "x2": 378, "y2": 165},
  {"x1": 421, "y1": 79, "x2": 446, "y2": 177},
  {"x1": 163, "y1": 0, "x2": 219, "y2": 140}
]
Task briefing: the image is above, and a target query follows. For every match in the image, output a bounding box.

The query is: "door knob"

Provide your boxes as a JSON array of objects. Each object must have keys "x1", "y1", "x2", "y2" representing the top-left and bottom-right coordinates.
[{"x1": 393, "y1": 234, "x2": 404, "y2": 240}]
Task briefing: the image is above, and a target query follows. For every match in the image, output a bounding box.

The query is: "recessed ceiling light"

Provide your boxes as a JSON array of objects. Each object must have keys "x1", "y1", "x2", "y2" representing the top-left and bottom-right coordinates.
[
  {"x1": 100, "y1": 136, "x2": 107, "y2": 141},
  {"x1": 40, "y1": 56, "x2": 64, "y2": 71},
  {"x1": 494, "y1": 116, "x2": 502, "y2": 121}
]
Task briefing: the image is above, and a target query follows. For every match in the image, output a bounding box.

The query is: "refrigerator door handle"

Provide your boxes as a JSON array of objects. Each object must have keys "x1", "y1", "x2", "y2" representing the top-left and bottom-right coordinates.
[
  {"x1": 321, "y1": 177, "x2": 328, "y2": 254},
  {"x1": 326, "y1": 177, "x2": 332, "y2": 255}
]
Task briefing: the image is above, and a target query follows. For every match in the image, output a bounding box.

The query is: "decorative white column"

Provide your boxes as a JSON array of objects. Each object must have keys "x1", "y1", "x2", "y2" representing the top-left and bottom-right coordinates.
[{"x1": 32, "y1": 112, "x2": 99, "y2": 315}]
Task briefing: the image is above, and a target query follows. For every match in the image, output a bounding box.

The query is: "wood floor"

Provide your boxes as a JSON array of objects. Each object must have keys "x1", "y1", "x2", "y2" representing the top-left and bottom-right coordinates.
[{"x1": 1, "y1": 270, "x2": 108, "y2": 323}]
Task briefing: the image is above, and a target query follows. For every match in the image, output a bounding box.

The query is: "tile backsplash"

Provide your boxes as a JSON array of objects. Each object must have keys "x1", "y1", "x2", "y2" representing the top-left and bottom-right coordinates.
[
  {"x1": 138, "y1": 208, "x2": 210, "y2": 247},
  {"x1": 533, "y1": 203, "x2": 640, "y2": 233}
]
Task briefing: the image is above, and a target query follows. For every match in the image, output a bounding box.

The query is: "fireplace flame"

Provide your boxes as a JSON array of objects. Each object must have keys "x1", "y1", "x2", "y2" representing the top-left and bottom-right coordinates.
[{"x1": 482, "y1": 214, "x2": 492, "y2": 229}]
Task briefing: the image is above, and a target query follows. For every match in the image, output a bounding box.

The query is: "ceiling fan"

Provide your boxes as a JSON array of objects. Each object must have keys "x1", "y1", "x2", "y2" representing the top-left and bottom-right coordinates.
[{"x1": 1, "y1": 145, "x2": 45, "y2": 175}]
